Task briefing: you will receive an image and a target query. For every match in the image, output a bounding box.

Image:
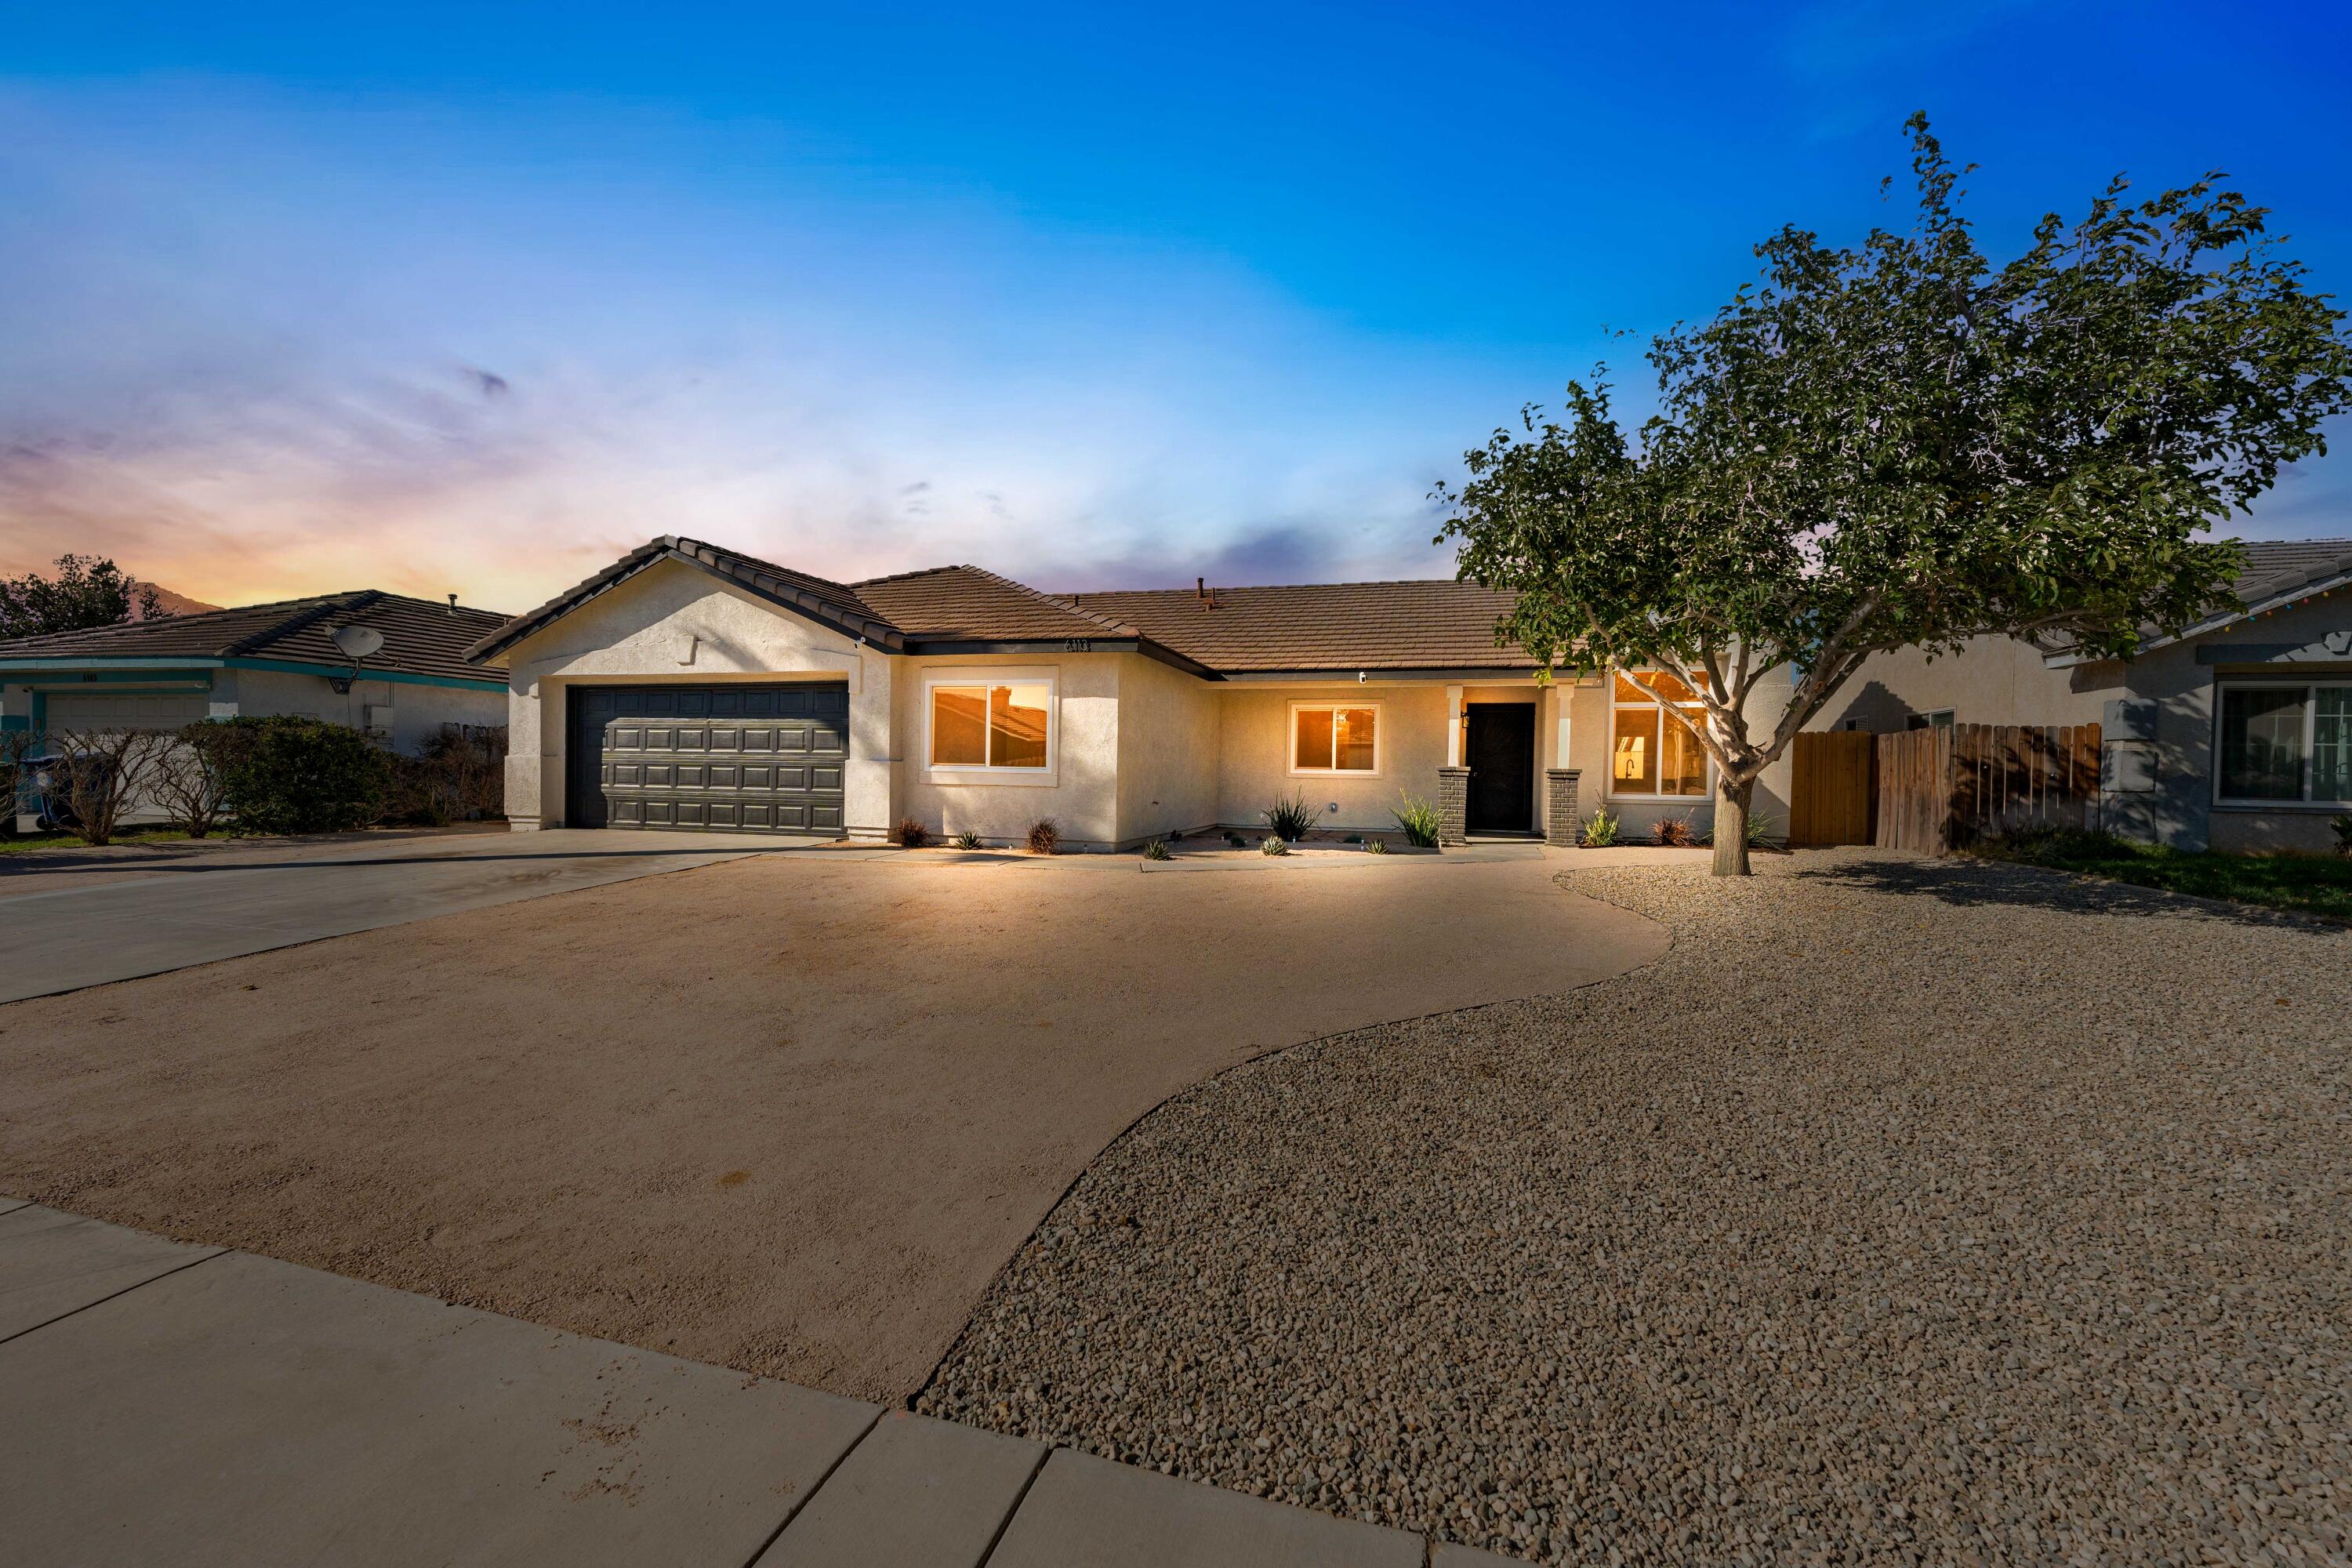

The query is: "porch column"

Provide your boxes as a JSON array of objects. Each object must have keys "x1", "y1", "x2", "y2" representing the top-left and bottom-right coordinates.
[
  {"x1": 1436, "y1": 765, "x2": 1470, "y2": 846},
  {"x1": 1444, "y1": 684, "x2": 1464, "y2": 767},
  {"x1": 1544, "y1": 768, "x2": 1582, "y2": 846}
]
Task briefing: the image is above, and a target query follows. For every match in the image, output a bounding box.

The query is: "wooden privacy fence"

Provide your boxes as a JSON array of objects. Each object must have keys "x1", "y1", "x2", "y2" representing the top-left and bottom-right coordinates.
[
  {"x1": 1875, "y1": 722, "x2": 2102, "y2": 854},
  {"x1": 1788, "y1": 730, "x2": 1875, "y2": 847}
]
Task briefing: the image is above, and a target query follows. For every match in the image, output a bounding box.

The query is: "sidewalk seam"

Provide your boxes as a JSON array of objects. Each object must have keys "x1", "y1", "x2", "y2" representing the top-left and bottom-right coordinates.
[
  {"x1": 732, "y1": 1404, "x2": 885, "y2": 1568},
  {"x1": 0, "y1": 1246, "x2": 226, "y2": 1349},
  {"x1": 971, "y1": 1440, "x2": 1052, "y2": 1566}
]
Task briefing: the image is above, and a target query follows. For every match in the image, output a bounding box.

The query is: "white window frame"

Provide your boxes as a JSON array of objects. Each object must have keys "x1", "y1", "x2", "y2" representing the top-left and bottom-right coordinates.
[
  {"x1": 1906, "y1": 708, "x2": 1955, "y2": 731},
  {"x1": 923, "y1": 668, "x2": 1058, "y2": 784},
  {"x1": 2212, "y1": 679, "x2": 2352, "y2": 808},
  {"x1": 1607, "y1": 672, "x2": 1714, "y2": 802},
  {"x1": 1286, "y1": 699, "x2": 1384, "y2": 779}
]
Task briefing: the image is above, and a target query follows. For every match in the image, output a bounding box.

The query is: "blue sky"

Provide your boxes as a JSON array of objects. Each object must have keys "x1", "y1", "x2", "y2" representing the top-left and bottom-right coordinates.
[{"x1": 2, "y1": 2, "x2": 2347, "y2": 609}]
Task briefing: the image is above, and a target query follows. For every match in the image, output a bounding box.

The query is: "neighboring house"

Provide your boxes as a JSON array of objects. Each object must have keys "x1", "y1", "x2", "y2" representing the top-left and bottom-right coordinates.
[
  {"x1": 464, "y1": 536, "x2": 1795, "y2": 849},
  {"x1": 1815, "y1": 538, "x2": 2352, "y2": 854},
  {"x1": 0, "y1": 590, "x2": 511, "y2": 830}
]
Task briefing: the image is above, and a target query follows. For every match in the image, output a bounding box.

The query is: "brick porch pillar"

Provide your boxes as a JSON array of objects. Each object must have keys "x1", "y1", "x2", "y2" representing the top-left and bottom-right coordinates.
[
  {"x1": 1436, "y1": 765, "x2": 1470, "y2": 846},
  {"x1": 1544, "y1": 768, "x2": 1581, "y2": 846}
]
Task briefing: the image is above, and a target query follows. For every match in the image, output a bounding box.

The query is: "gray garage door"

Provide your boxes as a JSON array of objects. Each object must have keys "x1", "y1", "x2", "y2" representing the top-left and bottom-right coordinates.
[{"x1": 566, "y1": 684, "x2": 848, "y2": 834}]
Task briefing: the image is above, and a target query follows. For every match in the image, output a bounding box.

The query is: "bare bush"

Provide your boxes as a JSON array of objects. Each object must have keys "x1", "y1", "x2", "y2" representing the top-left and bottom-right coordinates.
[
  {"x1": 148, "y1": 724, "x2": 235, "y2": 837},
  {"x1": 45, "y1": 728, "x2": 175, "y2": 845}
]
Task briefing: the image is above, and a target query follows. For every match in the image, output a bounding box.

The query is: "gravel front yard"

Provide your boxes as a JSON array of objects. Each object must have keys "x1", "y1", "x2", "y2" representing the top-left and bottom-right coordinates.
[{"x1": 918, "y1": 852, "x2": 2352, "y2": 1565}]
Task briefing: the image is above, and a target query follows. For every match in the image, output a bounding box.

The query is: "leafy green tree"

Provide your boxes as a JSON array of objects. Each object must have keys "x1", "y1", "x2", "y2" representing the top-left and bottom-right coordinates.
[
  {"x1": 1439, "y1": 117, "x2": 2351, "y2": 874},
  {"x1": 0, "y1": 555, "x2": 163, "y2": 641}
]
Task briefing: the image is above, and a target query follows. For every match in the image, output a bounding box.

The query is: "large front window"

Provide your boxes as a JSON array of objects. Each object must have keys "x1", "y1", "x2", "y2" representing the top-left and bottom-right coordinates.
[
  {"x1": 2219, "y1": 683, "x2": 2352, "y2": 804},
  {"x1": 930, "y1": 681, "x2": 1051, "y2": 770},
  {"x1": 1290, "y1": 702, "x2": 1380, "y2": 775},
  {"x1": 1611, "y1": 671, "x2": 1708, "y2": 798}
]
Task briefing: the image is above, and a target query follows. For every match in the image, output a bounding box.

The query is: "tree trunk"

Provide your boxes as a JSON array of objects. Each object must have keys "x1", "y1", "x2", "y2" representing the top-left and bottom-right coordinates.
[{"x1": 1711, "y1": 774, "x2": 1754, "y2": 876}]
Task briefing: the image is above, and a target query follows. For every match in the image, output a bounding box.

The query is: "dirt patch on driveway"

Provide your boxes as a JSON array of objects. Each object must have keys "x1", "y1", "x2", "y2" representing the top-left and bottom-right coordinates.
[{"x1": 0, "y1": 848, "x2": 1661, "y2": 1402}]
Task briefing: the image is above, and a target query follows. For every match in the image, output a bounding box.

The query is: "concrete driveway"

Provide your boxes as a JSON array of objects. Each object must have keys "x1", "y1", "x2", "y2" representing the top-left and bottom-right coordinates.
[
  {"x1": 0, "y1": 846, "x2": 1667, "y2": 1404},
  {"x1": 0, "y1": 828, "x2": 852, "y2": 1003}
]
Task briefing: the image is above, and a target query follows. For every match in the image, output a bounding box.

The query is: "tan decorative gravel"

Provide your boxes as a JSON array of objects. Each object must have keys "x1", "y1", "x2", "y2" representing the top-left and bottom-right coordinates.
[{"x1": 919, "y1": 851, "x2": 2352, "y2": 1565}]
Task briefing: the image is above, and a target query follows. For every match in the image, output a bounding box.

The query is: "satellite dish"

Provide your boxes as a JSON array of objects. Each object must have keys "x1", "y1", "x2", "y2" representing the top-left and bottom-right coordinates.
[{"x1": 330, "y1": 625, "x2": 385, "y2": 662}]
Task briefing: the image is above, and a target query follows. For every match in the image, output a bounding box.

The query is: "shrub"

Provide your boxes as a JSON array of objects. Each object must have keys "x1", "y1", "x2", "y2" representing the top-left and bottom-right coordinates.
[
  {"x1": 1581, "y1": 807, "x2": 1621, "y2": 848},
  {"x1": 1261, "y1": 791, "x2": 1318, "y2": 841},
  {"x1": 1363, "y1": 837, "x2": 1389, "y2": 855},
  {"x1": 152, "y1": 722, "x2": 238, "y2": 837},
  {"x1": 42, "y1": 727, "x2": 175, "y2": 845},
  {"x1": 1392, "y1": 792, "x2": 1443, "y2": 848},
  {"x1": 1259, "y1": 835, "x2": 1290, "y2": 856},
  {"x1": 893, "y1": 817, "x2": 931, "y2": 848},
  {"x1": 953, "y1": 829, "x2": 984, "y2": 850},
  {"x1": 2335, "y1": 813, "x2": 2352, "y2": 858},
  {"x1": 1026, "y1": 818, "x2": 1060, "y2": 855},
  {"x1": 1744, "y1": 810, "x2": 1781, "y2": 848},
  {"x1": 1653, "y1": 812, "x2": 1698, "y2": 848},
  {"x1": 208, "y1": 716, "x2": 390, "y2": 836},
  {"x1": 1223, "y1": 829, "x2": 1247, "y2": 848},
  {"x1": 1142, "y1": 838, "x2": 1172, "y2": 860}
]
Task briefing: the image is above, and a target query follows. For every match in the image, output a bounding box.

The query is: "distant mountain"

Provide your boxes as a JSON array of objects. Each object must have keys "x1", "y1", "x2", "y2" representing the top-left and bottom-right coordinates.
[{"x1": 135, "y1": 583, "x2": 221, "y2": 619}]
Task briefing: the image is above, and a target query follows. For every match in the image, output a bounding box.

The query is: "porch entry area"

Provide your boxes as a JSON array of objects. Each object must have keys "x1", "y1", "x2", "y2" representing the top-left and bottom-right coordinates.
[{"x1": 1464, "y1": 702, "x2": 1537, "y2": 833}]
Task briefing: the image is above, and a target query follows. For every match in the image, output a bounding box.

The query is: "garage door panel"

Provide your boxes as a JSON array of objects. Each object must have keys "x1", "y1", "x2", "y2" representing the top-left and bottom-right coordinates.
[{"x1": 568, "y1": 684, "x2": 848, "y2": 836}]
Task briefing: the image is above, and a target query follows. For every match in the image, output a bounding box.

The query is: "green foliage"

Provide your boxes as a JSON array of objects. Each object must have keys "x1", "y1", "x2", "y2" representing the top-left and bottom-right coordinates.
[
  {"x1": 1025, "y1": 818, "x2": 1060, "y2": 855},
  {"x1": 1581, "y1": 807, "x2": 1621, "y2": 848},
  {"x1": 1223, "y1": 829, "x2": 1247, "y2": 848},
  {"x1": 1391, "y1": 792, "x2": 1443, "y2": 848},
  {"x1": 1261, "y1": 791, "x2": 1319, "y2": 841},
  {"x1": 1363, "y1": 837, "x2": 1389, "y2": 855},
  {"x1": 1976, "y1": 826, "x2": 2352, "y2": 922},
  {"x1": 953, "y1": 829, "x2": 984, "y2": 850},
  {"x1": 207, "y1": 717, "x2": 390, "y2": 836},
  {"x1": 1436, "y1": 117, "x2": 2351, "y2": 877},
  {"x1": 1259, "y1": 835, "x2": 1290, "y2": 856},
  {"x1": 0, "y1": 554, "x2": 162, "y2": 640},
  {"x1": 1142, "y1": 837, "x2": 1172, "y2": 860},
  {"x1": 2334, "y1": 814, "x2": 2352, "y2": 858}
]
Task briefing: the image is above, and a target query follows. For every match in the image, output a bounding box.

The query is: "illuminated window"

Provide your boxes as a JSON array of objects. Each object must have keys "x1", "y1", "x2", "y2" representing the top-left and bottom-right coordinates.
[
  {"x1": 929, "y1": 680, "x2": 1052, "y2": 770},
  {"x1": 1610, "y1": 671, "x2": 1708, "y2": 798},
  {"x1": 1290, "y1": 702, "x2": 1380, "y2": 774}
]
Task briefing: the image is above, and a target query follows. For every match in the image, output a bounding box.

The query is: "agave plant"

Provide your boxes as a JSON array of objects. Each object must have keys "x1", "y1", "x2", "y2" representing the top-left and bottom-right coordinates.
[
  {"x1": 1142, "y1": 838, "x2": 1172, "y2": 861},
  {"x1": 1261, "y1": 791, "x2": 1319, "y2": 841},
  {"x1": 952, "y1": 829, "x2": 983, "y2": 850}
]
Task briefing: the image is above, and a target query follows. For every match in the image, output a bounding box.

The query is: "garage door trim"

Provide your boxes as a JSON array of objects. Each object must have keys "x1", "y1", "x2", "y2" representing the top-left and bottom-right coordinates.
[{"x1": 565, "y1": 682, "x2": 850, "y2": 836}]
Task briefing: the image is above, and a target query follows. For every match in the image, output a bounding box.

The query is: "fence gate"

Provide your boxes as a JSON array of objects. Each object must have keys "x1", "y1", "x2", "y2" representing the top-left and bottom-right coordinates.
[
  {"x1": 1875, "y1": 722, "x2": 2101, "y2": 855},
  {"x1": 1788, "y1": 730, "x2": 1876, "y2": 846}
]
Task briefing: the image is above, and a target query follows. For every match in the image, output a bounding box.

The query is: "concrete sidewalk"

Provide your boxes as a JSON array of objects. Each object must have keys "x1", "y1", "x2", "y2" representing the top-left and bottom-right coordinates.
[
  {"x1": 0, "y1": 1202, "x2": 1512, "y2": 1567},
  {"x1": 0, "y1": 829, "x2": 884, "y2": 1003}
]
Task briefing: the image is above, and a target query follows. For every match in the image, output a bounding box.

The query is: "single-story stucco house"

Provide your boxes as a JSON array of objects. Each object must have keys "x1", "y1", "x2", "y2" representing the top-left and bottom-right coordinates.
[
  {"x1": 0, "y1": 590, "x2": 510, "y2": 829},
  {"x1": 1814, "y1": 538, "x2": 2352, "y2": 854},
  {"x1": 463, "y1": 536, "x2": 1797, "y2": 849}
]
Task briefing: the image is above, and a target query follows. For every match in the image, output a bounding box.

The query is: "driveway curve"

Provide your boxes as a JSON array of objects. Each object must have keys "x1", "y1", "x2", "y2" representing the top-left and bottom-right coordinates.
[{"x1": 0, "y1": 847, "x2": 1663, "y2": 1402}]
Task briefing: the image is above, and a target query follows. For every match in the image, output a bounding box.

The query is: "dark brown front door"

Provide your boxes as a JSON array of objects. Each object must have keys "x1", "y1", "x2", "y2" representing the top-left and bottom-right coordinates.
[
  {"x1": 566, "y1": 683, "x2": 848, "y2": 833},
  {"x1": 1465, "y1": 703, "x2": 1536, "y2": 833}
]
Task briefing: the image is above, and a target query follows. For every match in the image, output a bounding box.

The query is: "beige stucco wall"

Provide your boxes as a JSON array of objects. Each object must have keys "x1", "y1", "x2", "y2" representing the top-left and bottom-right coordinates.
[
  {"x1": 1816, "y1": 634, "x2": 2109, "y2": 732},
  {"x1": 891, "y1": 651, "x2": 1126, "y2": 849},
  {"x1": 1114, "y1": 654, "x2": 1223, "y2": 844},
  {"x1": 495, "y1": 558, "x2": 895, "y2": 834},
  {"x1": 1214, "y1": 682, "x2": 1455, "y2": 836},
  {"x1": 225, "y1": 667, "x2": 506, "y2": 755}
]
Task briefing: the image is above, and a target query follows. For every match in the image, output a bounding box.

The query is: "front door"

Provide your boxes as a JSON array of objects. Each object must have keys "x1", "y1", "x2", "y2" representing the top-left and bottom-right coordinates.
[{"x1": 1465, "y1": 703, "x2": 1536, "y2": 833}]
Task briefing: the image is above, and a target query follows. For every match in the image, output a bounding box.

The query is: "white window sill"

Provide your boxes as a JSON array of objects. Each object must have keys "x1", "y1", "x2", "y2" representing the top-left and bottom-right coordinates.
[{"x1": 925, "y1": 767, "x2": 1059, "y2": 788}]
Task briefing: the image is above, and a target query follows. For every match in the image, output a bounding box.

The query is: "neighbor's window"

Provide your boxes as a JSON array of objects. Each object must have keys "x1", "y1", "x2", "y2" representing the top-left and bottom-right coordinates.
[
  {"x1": 2219, "y1": 683, "x2": 2351, "y2": 804},
  {"x1": 1290, "y1": 702, "x2": 1379, "y2": 774},
  {"x1": 930, "y1": 681, "x2": 1051, "y2": 770},
  {"x1": 1905, "y1": 709, "x2": 1955, "y2": 731},
  {"x1": 1610, "y1": 671, "x2": 1708, "y2": 797}
]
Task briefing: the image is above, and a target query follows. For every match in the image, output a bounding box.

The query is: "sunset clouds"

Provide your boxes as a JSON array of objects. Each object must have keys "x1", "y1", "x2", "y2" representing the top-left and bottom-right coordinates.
[{"x1": 5, "y1": 4, "x2": 2347, "y2": 614}]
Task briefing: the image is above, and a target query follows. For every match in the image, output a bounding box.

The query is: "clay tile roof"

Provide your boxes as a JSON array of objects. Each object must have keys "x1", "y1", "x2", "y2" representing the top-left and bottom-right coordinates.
[
  {"x1": 1066, "y1": 579, "x2": 1530, "y2": 672},
  {"x1": 851, "y1": 564, "x2": 1142, "y2": 643},
  {"x1": 2230, "y1": 538, "x2": 2352, "y2": 608},
  {"x1": 0, "y1": 590, "x2": 510, "y2": 682}
]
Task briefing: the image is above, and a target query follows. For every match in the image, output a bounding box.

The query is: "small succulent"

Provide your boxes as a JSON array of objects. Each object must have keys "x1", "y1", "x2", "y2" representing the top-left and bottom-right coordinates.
[
  {"x1": 1259, "y1": 836, "x2": 1290, "y2": 856},
  {"x1": 1142, "y1": 838, "x2": 1172, "y2": 861},
  {"x1": 1364, "y1": 837, "x2": 1390, "y2": 855},
  {"x1": 952, "y1": 829, "x2": 983, "y2": 850}
]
